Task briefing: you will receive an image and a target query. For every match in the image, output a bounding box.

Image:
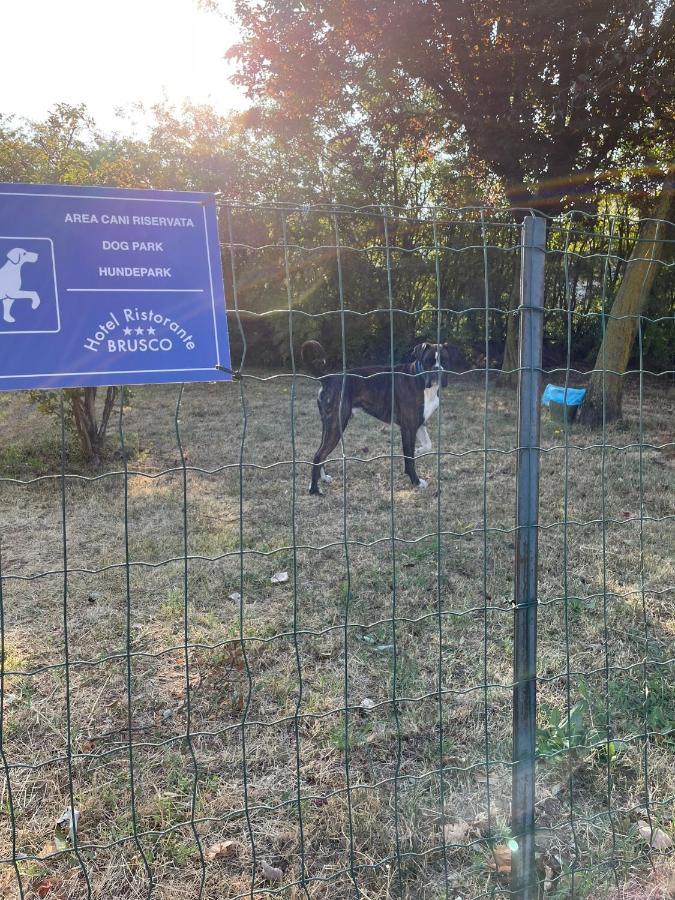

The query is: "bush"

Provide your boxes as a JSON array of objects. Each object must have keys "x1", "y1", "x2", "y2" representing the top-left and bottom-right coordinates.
[{"x1": 28, "y1": 386, "x2": 121, "y2": 466}]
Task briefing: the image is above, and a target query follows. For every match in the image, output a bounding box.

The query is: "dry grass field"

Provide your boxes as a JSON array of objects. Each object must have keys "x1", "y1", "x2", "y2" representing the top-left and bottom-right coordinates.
[{"x1": 0, "y1": 371, "x2": 673, "y2": 899}]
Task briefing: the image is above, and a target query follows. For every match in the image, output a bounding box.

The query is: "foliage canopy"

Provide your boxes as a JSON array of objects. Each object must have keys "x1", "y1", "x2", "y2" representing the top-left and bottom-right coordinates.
[{"x1": 230, "y1": 0, "x2": 675, "y2": 211}]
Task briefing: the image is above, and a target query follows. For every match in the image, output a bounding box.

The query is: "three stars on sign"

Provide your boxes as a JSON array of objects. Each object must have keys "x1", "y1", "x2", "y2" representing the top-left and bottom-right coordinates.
[{"x1": 123, "y1": 326, "x2": 156, "y2": 336}]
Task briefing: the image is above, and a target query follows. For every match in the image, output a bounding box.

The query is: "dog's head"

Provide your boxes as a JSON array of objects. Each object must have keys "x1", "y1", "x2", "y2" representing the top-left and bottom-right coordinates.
[
  {"x1": 7, "y1": 248, "x2": 38, "y2": 266},
  {"x1": 412, "y1": 341, "x2": 466, "y2": 387},
  {"x1": 300, "y1": 340, "x2": 328, "y2": 375}
]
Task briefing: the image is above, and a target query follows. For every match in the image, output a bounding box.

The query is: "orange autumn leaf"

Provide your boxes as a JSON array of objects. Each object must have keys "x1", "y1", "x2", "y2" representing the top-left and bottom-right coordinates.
[{"x1": 487, "y1": 844, "x2": 512, "y2": 874}]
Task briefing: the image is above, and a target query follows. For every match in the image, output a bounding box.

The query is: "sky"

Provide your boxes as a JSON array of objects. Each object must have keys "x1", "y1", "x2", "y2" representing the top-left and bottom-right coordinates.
[{"x1": 4, "y1": 0, "x2": 246, "y2": 133}]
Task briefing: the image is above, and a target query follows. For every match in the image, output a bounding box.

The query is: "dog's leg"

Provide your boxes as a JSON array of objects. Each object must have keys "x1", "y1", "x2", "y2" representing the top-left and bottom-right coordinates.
[
  {"x1": 309, "y1": 416, "x2": 346, "y2": 494},
  {"x1": 2, "y1": 298, "x2": 15, "y2": 323},
  {"x1": 10, "y1": 290, "x2": 40, "y2": 310},
  {"x1": 320, "y1": 467, "x2": 332, "y2": 484},
  {"x1": 309, "y1": 405, "x2": 351, "y2": 494},
  {"x1": 309, "y1": 419, "x2": 328, "y2": 495},
  {"x1": 402, "y1": 426, "x2": 428, "y2": 489},
  {"x1": 415, "y1": 425, "x2": 432, "y2": 457}
]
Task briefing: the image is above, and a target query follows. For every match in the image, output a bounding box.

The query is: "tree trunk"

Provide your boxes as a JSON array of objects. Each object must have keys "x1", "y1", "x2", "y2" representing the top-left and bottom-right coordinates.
[
  {"x1": 497, "y1": 251, "x2": 521, "y2": 387},
  {"x1": 579, "y1": 179, "x2": 674, "y2": 427},
  {"x1": 70, "y1": 386, "x2": 118, "y2": 464}
]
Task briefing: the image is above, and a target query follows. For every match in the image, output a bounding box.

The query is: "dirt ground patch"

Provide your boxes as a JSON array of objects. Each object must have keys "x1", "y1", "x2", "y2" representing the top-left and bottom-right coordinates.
[{"x1": 0, "y1": 372, "x2": 673, "y2": 899}]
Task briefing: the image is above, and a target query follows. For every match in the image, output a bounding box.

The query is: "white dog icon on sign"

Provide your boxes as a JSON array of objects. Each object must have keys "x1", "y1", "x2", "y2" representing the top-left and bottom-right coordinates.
[{"x1": 0, "y1": 247, "x2": 41, "y2": 323}]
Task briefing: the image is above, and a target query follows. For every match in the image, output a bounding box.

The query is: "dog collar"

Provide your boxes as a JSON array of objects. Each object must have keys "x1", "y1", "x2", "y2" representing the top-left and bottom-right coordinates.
[{"x1": 415, "y1": 360, "x2": 424, "y2": 375}]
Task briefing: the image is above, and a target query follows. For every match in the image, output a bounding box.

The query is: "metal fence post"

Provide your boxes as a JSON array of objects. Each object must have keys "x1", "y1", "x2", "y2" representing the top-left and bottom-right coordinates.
[{"x1": 511, "y1": 214, "x2": 546, "y2": 898}]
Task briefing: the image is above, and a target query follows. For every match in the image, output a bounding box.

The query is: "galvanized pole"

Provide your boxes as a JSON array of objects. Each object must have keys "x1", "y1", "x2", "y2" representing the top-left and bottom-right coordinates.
[{"x1": 511, "y1": 215, "x2": 546, "y2": 899}]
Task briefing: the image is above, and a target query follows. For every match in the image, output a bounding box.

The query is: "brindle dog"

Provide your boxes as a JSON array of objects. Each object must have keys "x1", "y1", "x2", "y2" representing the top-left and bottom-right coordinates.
[{"x1": 301, "y1": 340, "x2": 463, "y2": 495}]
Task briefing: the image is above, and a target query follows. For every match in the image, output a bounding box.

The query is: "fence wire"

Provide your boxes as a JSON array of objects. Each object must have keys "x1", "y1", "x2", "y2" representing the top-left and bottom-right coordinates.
[{"x1": 0, "y1": 203, "x2": 673, "y2": 900}]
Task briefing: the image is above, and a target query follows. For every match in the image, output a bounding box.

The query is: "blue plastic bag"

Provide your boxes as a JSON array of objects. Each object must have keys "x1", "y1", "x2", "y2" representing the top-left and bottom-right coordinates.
[{"x1": 541, "y1": 384, "x2": 587, "y2": 408}]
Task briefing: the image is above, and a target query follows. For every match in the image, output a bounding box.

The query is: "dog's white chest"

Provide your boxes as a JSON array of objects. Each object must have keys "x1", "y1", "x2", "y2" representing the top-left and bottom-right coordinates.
[{"x1": 423, "y1": 385, "x2": 439, "y2": 422}]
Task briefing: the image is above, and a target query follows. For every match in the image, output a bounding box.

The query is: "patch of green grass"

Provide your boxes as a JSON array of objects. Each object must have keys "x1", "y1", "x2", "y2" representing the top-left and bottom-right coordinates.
[
  {"x1": 238, "y1": 570, "x2": 270, "y2": 593},
  {"x1": 264, "y1": 669, "x2": 296, "y2": 707},
  {"x1": 537, "y1": 677, "x2": 636, "y2": 765},
  {"x1": 144, "y1": 753, "x2": 200, "y2": 832},
  {"x1": 327, "y1": 717, "x2": 375, "y2": 752},
  {"x1": 609, "y1": 669, "x2": 675, "y2": 746},
  {"x1": 149, "y1": 834, "x2": 197, "y2": 867},
  {"x1": 0, "y1": 434, "x2": 74, "y2": 479},
  {"x1": 160, "y1": 588, "x2": 185, "y2": 622},
  {"x1": 390, "y1": 646, "x2": 422, "y2": 699},
  {"x1": 400, "y1": 538, "x2": 440, "y2": 567},
  {"x1": 303, "y1": 671, "x2": 342, "y2": 714}
]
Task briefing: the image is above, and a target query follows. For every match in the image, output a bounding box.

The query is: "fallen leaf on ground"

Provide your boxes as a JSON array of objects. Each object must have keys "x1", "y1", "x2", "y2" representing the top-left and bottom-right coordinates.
[
  {"x1": 444, "y1": 821, "x2": 471, "y2": 844},
  {"x1": 360, "y1": 698, "x2": 376, "y2": 712},
  {"x1": 81, "y1": 739, "x2": 95, "y2": 754},
  {"x1": 261, "y1": 860, "x2": 283, "y2": 882},
  {"x1": 228, "y1": 591, "x2": 241, "y2": 602},
  {"x1": 487, "y1": 844, "x2": 511, "y2": 874},
  {"x1": 637, "y1": 820, "x2": 673, "y2": 850},
  {"x1": 270, "y1": 571, "x2": 289, "y2": 584},
  {"x1": 34, "y1": 877, "x2": 66, "y2": 899},
  {"x1": 38, "y1": 840, "x2": 58, "y2": 859},
  {"x1": 205, "y1": 840, "x2": 240, "y2": 861}
]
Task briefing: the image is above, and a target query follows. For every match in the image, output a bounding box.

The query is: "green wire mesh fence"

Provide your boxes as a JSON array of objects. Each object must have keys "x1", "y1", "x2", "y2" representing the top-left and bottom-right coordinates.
[{"x1": 0, "y1": 203, "x2": 673, "y2": 899}]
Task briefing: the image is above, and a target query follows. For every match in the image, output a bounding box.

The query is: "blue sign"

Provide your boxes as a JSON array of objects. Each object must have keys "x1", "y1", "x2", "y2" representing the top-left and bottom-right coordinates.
[{"x1": 0, "y1": 183, "x2": 231, "y2": 391}]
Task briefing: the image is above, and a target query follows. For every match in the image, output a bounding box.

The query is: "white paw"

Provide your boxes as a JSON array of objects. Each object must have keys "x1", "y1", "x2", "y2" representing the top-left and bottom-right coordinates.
[
  {"x1": 320, "y1": 468, "x2": 333, "y2": 483},
  {"x1": 416, "y1": 478, "x2": 429, "y2": 490}
]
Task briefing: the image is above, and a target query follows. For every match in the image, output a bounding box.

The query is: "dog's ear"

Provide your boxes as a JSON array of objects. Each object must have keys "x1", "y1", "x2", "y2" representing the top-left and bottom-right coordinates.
[
  {"x1": 413, "y1": 342, "x2": 428, "y2": 362},
  {"x1": 7, "y1": 248, "x2": 22, "y2": 265}
]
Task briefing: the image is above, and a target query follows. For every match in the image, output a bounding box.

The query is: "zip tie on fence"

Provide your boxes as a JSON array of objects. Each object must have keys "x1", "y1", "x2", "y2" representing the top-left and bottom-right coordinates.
[{"x1": 214, "y1": 363, "x2": 243, "y2": 379}]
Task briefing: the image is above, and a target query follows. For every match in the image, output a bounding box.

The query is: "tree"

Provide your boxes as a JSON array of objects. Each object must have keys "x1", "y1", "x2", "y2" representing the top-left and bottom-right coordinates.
[
  {"x1": 579, "y1": 174, "x2": 674, "y2": 426},
  {"x1": 229, "y1": 0, "x2": 674, "y2": 211},
  {"x1": 497, "y1": 255, "x2": 522, "y2": 386}
]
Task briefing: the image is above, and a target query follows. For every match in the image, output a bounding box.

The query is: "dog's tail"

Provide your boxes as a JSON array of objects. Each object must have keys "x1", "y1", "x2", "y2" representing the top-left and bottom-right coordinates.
[{"x1": 301, "y1": 340, "x2": 328, "y2": 376}]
